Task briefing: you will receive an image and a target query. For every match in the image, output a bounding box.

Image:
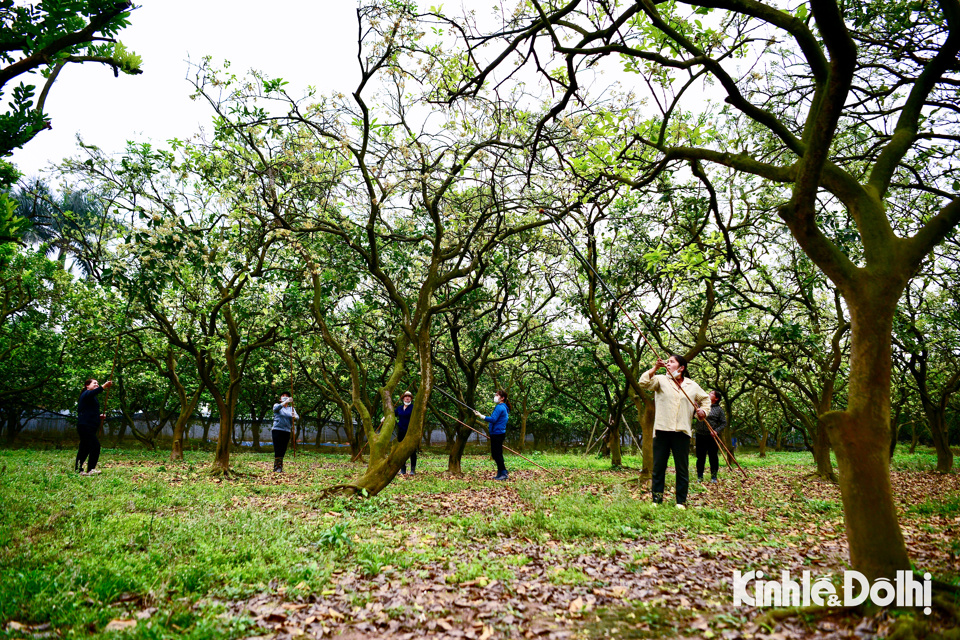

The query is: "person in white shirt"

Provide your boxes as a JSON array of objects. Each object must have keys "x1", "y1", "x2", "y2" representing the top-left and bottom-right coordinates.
[{"x1": 639, "y1": 354, "x2": 710, "y2": 508}]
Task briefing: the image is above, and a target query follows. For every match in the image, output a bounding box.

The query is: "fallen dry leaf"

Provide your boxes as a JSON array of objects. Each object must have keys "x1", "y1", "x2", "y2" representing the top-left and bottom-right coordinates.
[{"x1": 104, "y1": 619, "x2": 137, "y2": 631}]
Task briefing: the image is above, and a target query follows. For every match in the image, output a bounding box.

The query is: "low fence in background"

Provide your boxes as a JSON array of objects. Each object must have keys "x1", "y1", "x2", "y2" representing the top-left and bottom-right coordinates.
[{"x1": 14, "y1": 409, "x2": 534, "y2": 447}]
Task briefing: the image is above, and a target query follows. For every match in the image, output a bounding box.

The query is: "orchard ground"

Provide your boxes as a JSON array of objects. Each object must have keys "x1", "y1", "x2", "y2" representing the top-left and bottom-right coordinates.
[{"x1": 1, "y1": 446, "x2": 958, "y2": 640}]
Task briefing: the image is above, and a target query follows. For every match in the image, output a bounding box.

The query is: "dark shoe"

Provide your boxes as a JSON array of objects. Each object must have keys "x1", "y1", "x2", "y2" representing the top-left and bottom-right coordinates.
[
  {"x1": 273, "y1": 459, "x2": 283, "y2": 473},
  {"x1": 697, "y1": 475, "x2": 704, "y2": 483}
]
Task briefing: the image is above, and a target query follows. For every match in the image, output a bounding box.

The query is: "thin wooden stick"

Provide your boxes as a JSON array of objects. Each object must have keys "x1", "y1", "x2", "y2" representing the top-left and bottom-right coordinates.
[
  {"x1": 584, "y1": 417, "x2": 599, "y2": 456},
  {"x1": 620, "y1": 414, "x2": 642, "y2": 454},
  {"x1": 584, "y1": 425, "x2": 611, "y2": 457}
]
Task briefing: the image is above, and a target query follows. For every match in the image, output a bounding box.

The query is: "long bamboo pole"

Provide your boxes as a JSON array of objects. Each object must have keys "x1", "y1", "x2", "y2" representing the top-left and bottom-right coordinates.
[
  {"x1": 584, "y1": 417, "x2": 599, "y2": 456},
  {"x1": 349, "y1": 439, "x2": 368, "y2": 463},
  {"x1": 584, "y1": 425, "x2": 611, "y2": 457},
  {"x1": 620, "y1": 414, "x2": 642, "y2": 454},
  {"x1": 433, "y1": 405, "x2": 558, "y2": 478},
  {"x1": 433, "y1": 387, "x2": 558, "y2": 476},
  {"x1": 289, "y1": 340, "x2": 297, "y2": 457}
]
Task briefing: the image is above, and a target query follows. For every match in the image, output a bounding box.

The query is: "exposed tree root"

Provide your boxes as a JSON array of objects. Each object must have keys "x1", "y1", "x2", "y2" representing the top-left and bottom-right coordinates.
[
  {"x1": 205, "y1": 466, "x2": 245, "y2": 479},
  {"x1": 620, "y1": 472, "x2": 651, "y2": 487},
  {"x1": 887, "y1": 596, "x2": 960, "y2": 640},
  {"x1": 317, "y1": 484, "x2": 366, "y2": 499},
  {"x1": 803, "y1": 470, "x2": 839, "y2": 484},
  {"x1": 755, "y1": 604, "x2": 853, "y2": 627},
  {"x1": 757, "y1": 590, "x2": 960, "y2": 640},
  {"x1": 885, "y1": 591, "x2": 960, "y2": 639}
]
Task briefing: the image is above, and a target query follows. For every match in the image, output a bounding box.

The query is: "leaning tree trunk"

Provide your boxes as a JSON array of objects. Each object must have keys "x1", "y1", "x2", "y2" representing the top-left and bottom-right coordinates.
[
  {"x1": 823, "y1": 299, "x2": 910, "y2": 582},
  {"x1": 170, "y1": 411, "x2": 194, "y2": 461},
  {"x1": 349, "y1": 337, "x2": 430, "y2": 495}
]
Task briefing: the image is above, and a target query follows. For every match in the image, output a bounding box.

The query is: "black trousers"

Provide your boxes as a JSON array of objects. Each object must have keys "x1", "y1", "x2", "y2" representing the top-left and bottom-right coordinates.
[
  {"x1": 272, "y1": 429, "x2": 291, "y2": 460},
  {"x1": 76, "y1": 423, "x2": 101, "y2": 472},
  {"x1": 696, "y1": 432, "x2": 720, "y2": 479},
  {"x1": 397, "y1": 427, "x2": 417, "y2": 473},
  {"x1": 651, "y1": 430, "x2": 690, "y2": 504},
  {"x1": 490, "y1": 433, "x2": 507, "y2": 475}
]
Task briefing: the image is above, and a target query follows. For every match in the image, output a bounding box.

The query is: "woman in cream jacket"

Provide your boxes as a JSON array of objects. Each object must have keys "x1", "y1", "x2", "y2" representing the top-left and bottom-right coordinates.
[{"x1": 639, "y1": 354, "x2": 711, "y2": 508}]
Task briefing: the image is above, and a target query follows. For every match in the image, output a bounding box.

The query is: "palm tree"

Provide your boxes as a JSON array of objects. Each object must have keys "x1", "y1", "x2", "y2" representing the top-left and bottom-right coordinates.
[{"x1": 13, "y1": 178, "x2": 117, "y2": 278}]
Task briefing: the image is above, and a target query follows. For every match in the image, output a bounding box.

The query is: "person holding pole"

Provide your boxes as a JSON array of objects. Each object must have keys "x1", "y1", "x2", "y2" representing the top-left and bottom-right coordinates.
[
  {"x1": 639, "y1": 355, "x2": 710, "y2": 508},
  {"x1": 474, "y1": 388, "x2": 510, "y2": 480},
  {"x1": 695, "y1": 390, "x2": 726, "y2": 483},
  {"x1": 395, "y1": 390, "x2": 417, "y2": 476},
  {"x1": 272, "y1": 392, "x2": 298, "y2": 473},
  {"x1": 76, "y1": 378, "x2": 113, "y2": 475}
]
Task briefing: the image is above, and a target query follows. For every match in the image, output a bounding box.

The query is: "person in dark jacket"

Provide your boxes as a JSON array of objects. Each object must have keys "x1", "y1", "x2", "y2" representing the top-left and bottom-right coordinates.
[
  {"x1": 394, "y1": 390, "x2": 417, "y2": 476},
  {"x1": 272, "y1": 392, "x2": 298, "y2": 473},
  {"x1": 76, "y1": 378, "x2": 113, "y2": 475},
  {"x1": 695, "y1": 390, "x2": 727, "y2": 483},
  {"x1": 474, "y1": 388, "x2": 510, "y2": 480}
]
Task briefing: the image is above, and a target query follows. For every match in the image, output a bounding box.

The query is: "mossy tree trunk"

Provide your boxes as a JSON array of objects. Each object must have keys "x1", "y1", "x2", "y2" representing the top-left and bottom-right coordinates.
[
  {"x1": 452, "y1": 0, "x2": 959, "y2": 581},
  {"x1": 608, "y1": 416, "x2": 622, "y2": 468},
  {"x1": 633, "y1": 391, "x2": 655, "y2": 480},
  {"x1": 822, "y1": 283, "x2": 911, "y2": 581},
  {"x1": 170, "y1": 388, "x2": 201, "y2": 461},
  {"x1": 352, "y1": 332, "x2": 432, "y2": 495}
]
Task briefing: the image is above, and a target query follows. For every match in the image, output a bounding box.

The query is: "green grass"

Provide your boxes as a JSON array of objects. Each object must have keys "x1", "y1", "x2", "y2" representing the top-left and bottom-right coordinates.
[{"x1": 0, "y1": 446, "x2": 956, "y2": 638}]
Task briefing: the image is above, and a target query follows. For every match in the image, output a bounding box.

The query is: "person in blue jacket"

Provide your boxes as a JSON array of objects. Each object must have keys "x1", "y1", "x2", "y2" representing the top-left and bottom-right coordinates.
[
  {"x1": 272, "y1": 392, "x2": 298, "y2": 473},
  {"x1": 394, "y1": 390, "x2": 417, "y2": 476},
  {"x1": 474, "y1": 388, "x2": 510, "y2": 480},
  {"x1": 76, "y1": 378, "x2": 113, "y2": 475}
]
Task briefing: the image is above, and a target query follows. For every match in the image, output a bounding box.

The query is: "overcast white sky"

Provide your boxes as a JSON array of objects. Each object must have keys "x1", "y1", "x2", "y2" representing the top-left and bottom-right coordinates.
[{"x1": 10, "y1": 1, "x2": 362, "y2": 178}]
